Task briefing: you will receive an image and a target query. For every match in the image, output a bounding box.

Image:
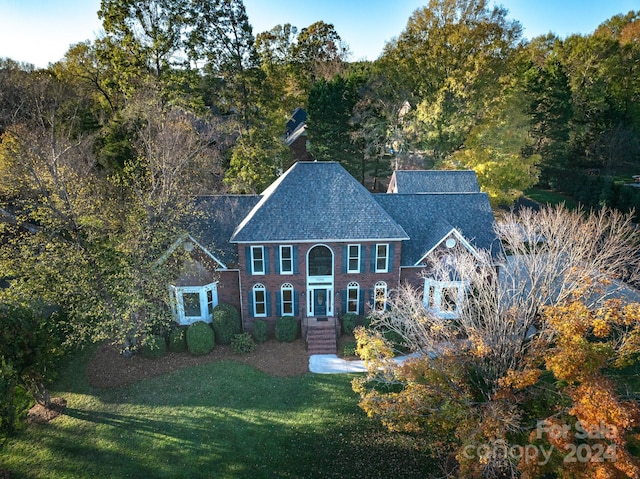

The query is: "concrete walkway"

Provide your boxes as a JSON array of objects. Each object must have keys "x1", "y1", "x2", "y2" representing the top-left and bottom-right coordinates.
[
  {"x1": 308, "y1": 354, "x2": 367, "y2": 374},
  {"x1": 308, "y1": 353, "x2": 417, "y2": 374}
]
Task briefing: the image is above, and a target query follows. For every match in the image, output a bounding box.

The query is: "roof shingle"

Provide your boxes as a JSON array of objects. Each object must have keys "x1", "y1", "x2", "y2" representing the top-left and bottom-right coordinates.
[
  {"x1": 231, "y1": 161, "x2": 409, "y2": 243},
  {"x1": 388, "y1": 170, "x2": 480, "y2": 194},
  {"x1": 375, "y1": 193, "x2": 500, "y2": 265}
]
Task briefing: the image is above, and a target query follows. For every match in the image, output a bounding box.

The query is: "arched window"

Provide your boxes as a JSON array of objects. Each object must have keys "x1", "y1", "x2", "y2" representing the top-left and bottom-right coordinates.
[
  {"x1": 280, "y1": 283, "x2": 294, "y2": 316},
  {"x1": 374, "y1": 281, "x2": 387, "y2": 311},
  {"x1": 347, "y1": 282, "x2": 359, "y2": 314},
  {"x1": 252, "y1": 283, "x2": 267, "y2": 317},
  {"x1": 308, "y1": 245, "x2": 333, "y2": 277}
]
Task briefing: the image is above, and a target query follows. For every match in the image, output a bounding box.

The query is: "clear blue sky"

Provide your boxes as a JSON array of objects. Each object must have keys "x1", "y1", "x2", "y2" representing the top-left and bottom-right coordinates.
[{"x1": 0, "y1": 0, "x2": 638, "y2": 68}]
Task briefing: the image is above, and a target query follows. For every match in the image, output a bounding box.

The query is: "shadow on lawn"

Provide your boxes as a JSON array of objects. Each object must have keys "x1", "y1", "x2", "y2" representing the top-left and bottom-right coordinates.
[{"x1": 3, "y1": 355, "x2": 436, "y2": 478}]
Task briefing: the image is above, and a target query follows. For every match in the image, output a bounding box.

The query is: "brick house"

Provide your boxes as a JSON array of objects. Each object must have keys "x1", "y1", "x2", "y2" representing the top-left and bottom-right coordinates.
[{"x1": 164, "y1": 161, "x2": 499, "y2": 352}]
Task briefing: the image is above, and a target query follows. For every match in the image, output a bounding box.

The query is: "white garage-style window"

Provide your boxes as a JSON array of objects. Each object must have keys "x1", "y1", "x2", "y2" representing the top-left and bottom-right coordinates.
[
  {"x1": 424, "y1": 279, "x2": 467, "y2": 319},
  {"x1": 171, "y1": 282, "x2": 218, "y2": 325}
]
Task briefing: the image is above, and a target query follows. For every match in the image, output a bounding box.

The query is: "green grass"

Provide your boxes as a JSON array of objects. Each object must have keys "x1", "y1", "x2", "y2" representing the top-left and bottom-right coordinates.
[
  {"x1": 524, "y1": 188, "x2": 578, "y2": 209},
  {"x1": 0, "y1": 349, "x2": 434, "y2": 479}
]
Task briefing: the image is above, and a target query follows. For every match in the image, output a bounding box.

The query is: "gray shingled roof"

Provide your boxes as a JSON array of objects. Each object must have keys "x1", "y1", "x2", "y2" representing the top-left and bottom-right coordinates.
[
  {"x1": 375, "y1": 193, "x2": 501, "y2": 265},
  {"x1": 231, "y1": 161, "x2": 409, "y2": 243},
  {"x1": 389, "y1": 170, "x2": 480, "y2": 193},
  {"x1": 186, "y1": 195, "x2": 261, "y2": 265}
]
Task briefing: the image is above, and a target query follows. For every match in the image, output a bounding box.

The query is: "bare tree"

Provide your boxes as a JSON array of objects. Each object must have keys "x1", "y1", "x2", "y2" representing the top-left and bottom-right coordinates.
[{"x1": 354, "y1": 205, "x2": 640, "y2": 477}]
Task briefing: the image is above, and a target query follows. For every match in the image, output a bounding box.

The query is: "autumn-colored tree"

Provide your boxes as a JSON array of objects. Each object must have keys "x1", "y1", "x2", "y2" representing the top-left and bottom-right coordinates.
[
  {"x1": 353, "y1": 205, "x2": 640, "y2": 478},
  {"x1": 511, "y1": 299, "x2": 640, "y2": 479},
  {"x1": 448, "y1": 81, "x2": 540, "y2": 205},
  {"x1": 0, "y1": 72, "x2": 226, "y2": 356},
  {"x1": 381, "y1": 0, "x2": 522, "y2": 163}
]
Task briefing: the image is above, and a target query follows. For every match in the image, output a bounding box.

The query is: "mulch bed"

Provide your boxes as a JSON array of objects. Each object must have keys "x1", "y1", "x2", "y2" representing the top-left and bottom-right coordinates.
[
  {"x1": 86, "y1": 338, "x2": 311, "y2": 389},
  {"x1": 26, "y1": 397, "x2": 67, "y2": 425}
]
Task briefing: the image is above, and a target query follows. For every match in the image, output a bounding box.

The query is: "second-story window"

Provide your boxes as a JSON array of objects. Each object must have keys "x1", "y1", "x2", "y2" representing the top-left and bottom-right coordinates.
[
  {"x1": 347, "y1": 244, "x2": 360, "y2": 273},
  {"x1": 375, "y1": 244, "x2": 389, "y2": 273},
  {"x1": 251, "y1": 246, "x2": 265, "y2": 274},
  {"x1": 280, "y1": 245, "x2": 293, "y2": 274}
]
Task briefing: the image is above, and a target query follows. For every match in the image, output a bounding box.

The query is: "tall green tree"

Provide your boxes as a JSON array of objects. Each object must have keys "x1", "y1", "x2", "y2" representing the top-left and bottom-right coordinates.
[
  {"x1": 380, "y1": 0, "x2": 522, "y2": 163},
  {"x1": 0, "y1": 71, "x2": 226, "y2": 354},
  {"x1": 307, "y1": 75, "x2": 361, "y2": 177},
  {"x1": 292, "y1": 21, "x2": 349, "y2": 87},
  {"x1": 186, "y1": 0, "x2": 261, "y2": 130},
  {"x1": 521, "y1": 55, "x2": 573, "y2": 182},
  {"x1": 448, "y1": 82, "x2": 540, "y2": 205},
  {"x1": 98, "y1": 0, "x2": 187, "y2": 79}
]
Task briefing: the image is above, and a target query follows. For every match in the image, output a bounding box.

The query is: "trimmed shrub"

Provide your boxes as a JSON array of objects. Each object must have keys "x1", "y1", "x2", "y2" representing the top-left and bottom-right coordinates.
[
  {"x1": 275, "y1": 316, "x2": 298, "y2": 343},
  {"x1": 141, "y1": 335, "x2": 167, "y2": 359},
  {"x1": 231, "y1": 333, "x2": 256, "y2": 354},
  {"x1": 252, "y1": 320, "x2": 268, "y2": 344},
  {"x1": 341, "y1": 341, "x2": 358, "y2": 358},
  {"x1": 169, "y1": 328, "x2": 187, "y2": 353},
  {"x1": 186, "y1": 321, "x2": 215, "y2": 356},
  {"x1": 342, "y1": 313, "x2": 357, "y2": 335},
  {"x1": 212, "y1": 303, "x2": 241, "y2": 345}
]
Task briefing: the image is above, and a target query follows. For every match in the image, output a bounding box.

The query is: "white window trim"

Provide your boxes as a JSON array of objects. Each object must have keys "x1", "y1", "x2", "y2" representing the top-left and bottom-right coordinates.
[
  {"x1": 281, "y1": 283, "x2": 294, "y2": 316},
  {"x1": 253, "y1": 283, "x2": 267, "y2": 317},
  {"x1": 375, "y1": 244, "x2": 389, "y2": 273},
  {"x1": 423, "y1": 279, "x2": 467, "y2": 319},
  {"x1": 347, "y1": 281, "x2": 359, "y2": 314},
  {"x1": 251, "y1": 246, "x2": 265, "y2": 275},
  {"x1": 280, "y1": 245, "x2": 293, "y2": 275},
  {"x1": 374, "y1": 281, "x2": 387, "y2": 311},
  {"x1": 171, "y1": 282, "x2": 218, "y2": 325},
  {"x1": 347, "y1": 244, "x2": 361, "y2": 273}
]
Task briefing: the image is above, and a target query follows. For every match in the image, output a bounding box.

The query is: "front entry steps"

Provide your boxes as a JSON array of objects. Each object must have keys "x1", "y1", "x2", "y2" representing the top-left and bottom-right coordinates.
[{"x1": 305, "y1": 317, "x2": 338, "y2": 355}]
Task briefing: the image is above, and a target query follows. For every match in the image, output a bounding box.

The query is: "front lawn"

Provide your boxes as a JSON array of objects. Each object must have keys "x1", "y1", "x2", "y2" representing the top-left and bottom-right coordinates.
[{"x1": 0, "y1": 348, "x2": 435, "y2": 479}]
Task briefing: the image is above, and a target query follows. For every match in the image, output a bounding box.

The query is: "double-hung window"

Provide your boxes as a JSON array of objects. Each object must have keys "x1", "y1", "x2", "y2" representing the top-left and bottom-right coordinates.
[
  {"x1": 374, "y1": 281, "x2": 387, "y2": 311},
  {"x1": 375, "y1": 244, "x2": 389, "y2": 273},
  {"x1": 347, "y1": 244, "x2": 360, "y2": 273},
  {"x1": 347, "y1": 282, "x2": 359, "y2": 314},
  {"x1": 281, "y1": 283, "x2": 294, "y2": 316},
  {"x1": 280, "y1": 245, "x2": 293, "y2": 274},
  {"x1": 253, "y1": 283, "x2": 267, "y2": 317},
  {"x1": 251, "y1": 246, "x2": 265, "y2": 275}
]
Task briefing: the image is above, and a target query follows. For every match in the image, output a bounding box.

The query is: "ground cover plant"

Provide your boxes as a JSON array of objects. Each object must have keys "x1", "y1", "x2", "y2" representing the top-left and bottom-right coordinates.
[{"x1": 0, "y1": 345, "x2": 435, "y2": 479}]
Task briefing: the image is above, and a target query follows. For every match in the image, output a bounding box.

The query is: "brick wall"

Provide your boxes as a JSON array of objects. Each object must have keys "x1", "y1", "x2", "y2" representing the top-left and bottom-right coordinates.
[
  {"x1": 216, "y1": 269, "x2": 241, "y2": 314},
  {"x1": 234, "y1": 240, "x2": 403, "y2": 331}
]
